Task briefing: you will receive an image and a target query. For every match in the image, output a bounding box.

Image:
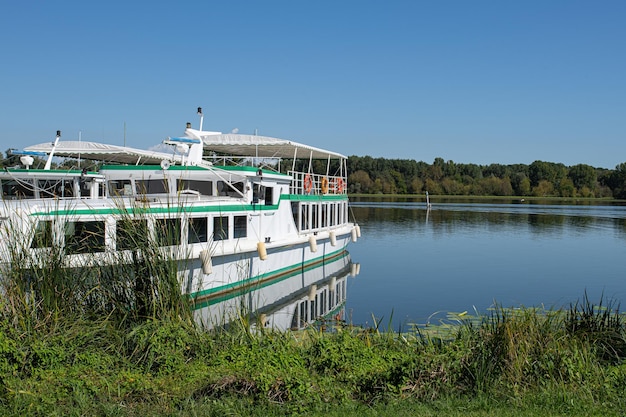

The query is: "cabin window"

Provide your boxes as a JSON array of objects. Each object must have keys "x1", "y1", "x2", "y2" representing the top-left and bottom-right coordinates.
[
  {"x1": 38, "y1": 179, "x2": 74, "y2": 198},
  {"x1": 330, "y1": 203, "x2": 336, "y2": 226},
  {"x1": 217, "y1": 181, "x2": 244, "y2": 197},
  {"x1": 1, "y1": 179, "x2": 35, "y2": 199},
  {"x1": 233, "y1": 215, "x2": 247, "y2": 239},
  {"x1": 177, "y1": 180, "x2": 213, "y2": 196},
  {"x1": 302, "y1": 204, "x2": 310, "y2": 231},
  {"x1": 65, "y1": 221, "x2": 105, "y2": 254},
  {"x1": 321, "y1": 204, "x2": 328, "y2": 228},
  {"x1": 291, "y1": 202, "x2": 299, "y2": 230},
  {"x1": 109, "y1": 180, "x2": 132, "y2": 196},
  {"x1": 264, "y1": 187, "x2": 273, "y2": 205},
  {"x1": 311, "y1": 204, "x2": 319, "y2": 229},
  {"x1": 79, "y1": 178, "x2": 91, "y2": 197},
  {"x1": 116, "y1": 219, "x2": 149, "y2": 250},
  {"x1": 188, "y1": 217, "x2": 208, "y2": 243},
  {"x1": 213, "y1": 216, "x2": 229, "y2": 241},
  {"x1": 155, "y1": 218, "x2": 181, "y2": 246},
  {"x1": 136, "y1": 179, "x2": 169, "y2": 195},
  {"x1": 31, "y1": 220, "x2": 54, "y2": 248}
]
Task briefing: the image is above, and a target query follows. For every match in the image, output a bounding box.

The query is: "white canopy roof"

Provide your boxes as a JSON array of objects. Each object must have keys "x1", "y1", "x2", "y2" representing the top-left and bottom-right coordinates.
[
  {"x1": 25, "y1": 141, "x2": 184, "y2": 165},
  {"x1": 186, "y1": 129, "x2": 347, "y2": 160}
]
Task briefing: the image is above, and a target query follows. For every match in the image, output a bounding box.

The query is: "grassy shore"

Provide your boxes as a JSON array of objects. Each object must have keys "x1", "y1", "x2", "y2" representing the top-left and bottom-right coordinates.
[{"x1": 0, "y1": 296, "x2": 625, "y2": 416}]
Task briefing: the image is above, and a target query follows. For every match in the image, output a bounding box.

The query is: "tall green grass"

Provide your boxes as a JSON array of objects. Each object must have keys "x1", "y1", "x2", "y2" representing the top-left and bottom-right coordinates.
[{"x1": 0, "y1": 205, "x2": 192, "y2": 333}]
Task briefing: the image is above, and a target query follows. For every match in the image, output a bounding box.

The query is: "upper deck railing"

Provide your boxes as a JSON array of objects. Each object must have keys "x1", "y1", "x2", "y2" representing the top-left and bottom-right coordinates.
[{"x1": 288, "y1": 171, "x2": 347, "y2": 196}]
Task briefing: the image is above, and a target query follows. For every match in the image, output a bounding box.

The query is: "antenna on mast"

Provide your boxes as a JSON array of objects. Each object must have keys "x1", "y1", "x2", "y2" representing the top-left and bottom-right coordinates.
[{"x1": 197, "y1": 107, "x2": 203, "y2": 131}]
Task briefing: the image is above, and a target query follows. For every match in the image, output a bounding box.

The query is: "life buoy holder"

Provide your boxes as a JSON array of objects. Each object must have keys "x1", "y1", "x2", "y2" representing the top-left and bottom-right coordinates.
[
  {"x1": 321, "y1": 177, "x2": 329, "y2": 194},
  {"x1": 304, "y1": 174, "x2": 313, "y2": 193}
]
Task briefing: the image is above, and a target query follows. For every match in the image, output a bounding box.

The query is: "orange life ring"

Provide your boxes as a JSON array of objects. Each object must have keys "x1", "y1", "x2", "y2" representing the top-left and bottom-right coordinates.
[
  {"x1": 304, "y1": 174, "x2": 313, "y2": 193},
  {"x1": 321, "y1": 177, "x2": 329, "y2": 194},
  {"x1": 335, "y1": 178, "x2": 345, "y2": 193}
]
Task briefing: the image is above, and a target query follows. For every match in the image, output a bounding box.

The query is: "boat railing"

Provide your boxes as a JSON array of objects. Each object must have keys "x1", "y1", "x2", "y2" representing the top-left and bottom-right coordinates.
[{"x1": 288, "y1": 171, "x2": 347, "y2": 195}]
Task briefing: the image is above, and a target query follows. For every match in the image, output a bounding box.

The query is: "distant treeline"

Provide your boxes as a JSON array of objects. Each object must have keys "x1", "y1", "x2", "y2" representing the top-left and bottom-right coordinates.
[{"x1": 346, "y1": 156, "x2": 626, "y2": 199}]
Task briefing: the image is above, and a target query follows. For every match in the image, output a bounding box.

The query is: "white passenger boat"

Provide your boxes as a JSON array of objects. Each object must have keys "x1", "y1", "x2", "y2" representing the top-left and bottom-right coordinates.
[{"x1": 0, "y1": 109, "x2": 360, "y2": 325}]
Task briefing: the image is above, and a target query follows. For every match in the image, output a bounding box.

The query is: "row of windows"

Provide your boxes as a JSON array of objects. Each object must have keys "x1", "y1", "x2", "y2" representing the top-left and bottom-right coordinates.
[
  {"x1": 2, "y1": 178, "x2": 104, "y2": 200},
  {"x1": 107, "y1": 178, "x2": 278, "y2": 206},
  {"x1": 292, "y1": 201, "x2": 348, "y2": 233},
  {"x1": 30, "y1": 214, "x2": 249, "y2": 254},
  {"x1": 109, "y1": 178, "x2": 265, "y2": 198}
]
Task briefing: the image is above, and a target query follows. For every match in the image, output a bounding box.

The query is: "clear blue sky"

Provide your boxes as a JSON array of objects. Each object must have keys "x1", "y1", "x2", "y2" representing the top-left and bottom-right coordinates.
[{"x1": 1, "y1": 1, "x2": 625, "y2": 168}]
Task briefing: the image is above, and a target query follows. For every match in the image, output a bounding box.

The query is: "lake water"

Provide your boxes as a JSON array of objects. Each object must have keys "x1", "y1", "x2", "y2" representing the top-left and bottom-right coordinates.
[{"x1": 345, "y1": 198, "x2": 626, "y2": 330}]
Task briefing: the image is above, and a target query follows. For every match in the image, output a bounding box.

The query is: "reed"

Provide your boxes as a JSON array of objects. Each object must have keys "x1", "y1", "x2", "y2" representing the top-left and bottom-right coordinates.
[{"x1": 0, "y1": 202, "x2": 192, "y2": 332}]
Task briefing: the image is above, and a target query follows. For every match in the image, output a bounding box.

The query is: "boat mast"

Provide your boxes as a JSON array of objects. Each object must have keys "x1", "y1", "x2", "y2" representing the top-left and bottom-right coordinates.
[{"x1": 44, "y1": 130, "x2": 61, "y2": 170}]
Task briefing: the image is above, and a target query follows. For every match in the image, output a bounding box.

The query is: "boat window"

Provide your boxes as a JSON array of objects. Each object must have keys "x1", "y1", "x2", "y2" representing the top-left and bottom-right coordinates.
[
  {"x1": 213, "y1": 216, "x2": 229, "y2": 241},
  {"x1": 136, "y1": 179, "x2": 169, "y2": 195},
  {"x1": 291, "y1": 202, "x2": 299, "y2": 230},
  {"x1": 330, "y1": 203, "x2": 336, "y2": 226},
  {"x1": 217, "y1": 181, "x2": 244, "y2": 197},
  {"x1": 177, "y1": 180, "x2": 213, "y2": 196},
  {"x1": 264, "y1": 187, "x2": 273, "y2": 205},
  {"x1": 1, "y1": 179, "x2": 35, "y2": 199},
  {"x1": 155, "y1": 218, "x2": 181, "y2": 246},
  {"x1": 233, "y1": 215, "x2": 247, "y2": 239},
  {"x1": 188, "y1": 217, "x2": 208, "y2": 243},
  {"x1": 109, "y1": 180, "x2": 132, "y2": 196},
  {"x1": 38, "y1": 179, "x2": 74, "y2": 198},
  {"x1": 116, "y1": 219, "x2": 149, "y2": 250},
  {"x1": 65, "y1": 221, "x2": 105, "y2": 254},
  {"x1": 311, "y1": 204, "x2": 319, "y2": 229},
  {"x1": 321, "y1": 203, "x2": 328, "y2": 228},
  {"x1": 300, "y1": 204, "x2": 310, "y2": 230},
  {"x1": 31, "y1": 220, "x2": 54, "y2": 248}
]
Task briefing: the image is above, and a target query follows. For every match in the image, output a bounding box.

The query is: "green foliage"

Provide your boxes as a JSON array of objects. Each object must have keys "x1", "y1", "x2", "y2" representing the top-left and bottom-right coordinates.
[{"x1": 347, "y1": 155, "x2": 626, "y2": 198}]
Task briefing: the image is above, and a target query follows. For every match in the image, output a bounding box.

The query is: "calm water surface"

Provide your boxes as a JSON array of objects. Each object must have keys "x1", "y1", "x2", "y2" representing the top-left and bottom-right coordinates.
[{"x1": 345, "y1": 199, "x2": 626, "y2": 329}]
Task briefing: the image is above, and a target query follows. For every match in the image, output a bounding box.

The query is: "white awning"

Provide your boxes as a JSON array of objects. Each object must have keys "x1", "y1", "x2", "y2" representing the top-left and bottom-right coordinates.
[
  {"x1": 24, "y1": 141, "x2": 183, "y2": 165},
  {"x1": 188, "y1": 131, "x2": 346, "y2": 160}
]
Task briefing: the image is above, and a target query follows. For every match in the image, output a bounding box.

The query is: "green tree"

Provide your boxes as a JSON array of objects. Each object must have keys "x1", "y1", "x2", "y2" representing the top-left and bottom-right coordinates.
[
  {"x1": 348, "y1": 170, "x2": 372, "y2": 193},
  {"x1": 532, "y1": 180, "x2": 555, "y2": 197},
  {"x1": 568, "y1": 164, "x2": 597, "y2": 191},
  {"x1": 559, "y1": 178, "x2": 576, "y2": 197}
]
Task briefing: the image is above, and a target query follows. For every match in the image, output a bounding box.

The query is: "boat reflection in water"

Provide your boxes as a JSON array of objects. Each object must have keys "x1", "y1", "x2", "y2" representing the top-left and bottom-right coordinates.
[{"x1": 193, "y1": 250, "x2": 359, "y2": 330}]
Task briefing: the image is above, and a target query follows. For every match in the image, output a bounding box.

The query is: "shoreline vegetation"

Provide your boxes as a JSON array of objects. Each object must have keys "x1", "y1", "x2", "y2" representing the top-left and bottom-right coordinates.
[{"x1": 345, "y1": 156, "x2": 626, "y2": 200}]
